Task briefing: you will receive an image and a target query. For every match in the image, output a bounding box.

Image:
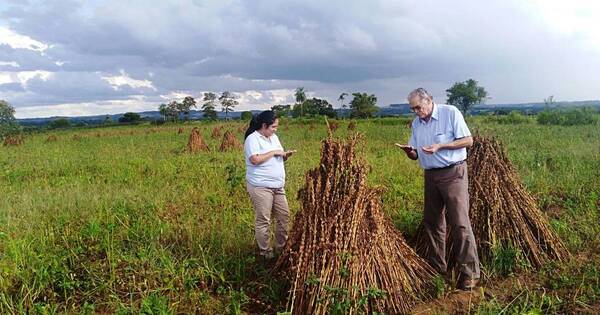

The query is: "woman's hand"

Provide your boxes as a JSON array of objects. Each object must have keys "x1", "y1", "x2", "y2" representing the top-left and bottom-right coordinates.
[{"x1": 283, "y1": 150, "x2": 297, "y2": 161}]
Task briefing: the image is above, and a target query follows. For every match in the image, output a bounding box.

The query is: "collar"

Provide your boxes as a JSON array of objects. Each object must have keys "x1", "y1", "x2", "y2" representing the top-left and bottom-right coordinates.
[
  {"x1": 255, "y1": 130, "x2": 271, "y2": 140},
  {"x1": 419, "y1": 102, "x2": 439, "y2": 124}
]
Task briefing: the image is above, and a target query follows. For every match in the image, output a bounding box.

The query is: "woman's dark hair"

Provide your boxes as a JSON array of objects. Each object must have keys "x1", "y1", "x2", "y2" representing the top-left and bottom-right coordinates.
[{"x1": 244, "y1": 110, "x2": 278, "y2": 139}]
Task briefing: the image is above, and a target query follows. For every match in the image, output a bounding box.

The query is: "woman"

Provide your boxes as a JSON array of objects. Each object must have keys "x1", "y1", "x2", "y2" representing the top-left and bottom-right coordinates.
[{"x1": 244, "y1": 110, "x2": 295, "y2": 261}]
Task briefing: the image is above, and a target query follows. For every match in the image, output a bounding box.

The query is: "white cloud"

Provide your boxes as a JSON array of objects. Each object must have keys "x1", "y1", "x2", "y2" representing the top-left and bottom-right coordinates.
[
  {"x1": 0, "y1": 61, "x2": 20, "y2": 67},
  {"x1": 0, "y1": 27, "x2": 49, "y2": 52},
  {"x1": 521, "y1": 0, "x2": 600, "y2": 49},
  {"x1": 159, "y1": 91, "x2": 193, "y2": 101},
  {"x1": 15, "y1": 96, "x2": 157, "y2": 118},
  {"x1": 101, "y1": 69, "x2": 156, "y2": 91},
  {"x1": 0, "y1": 70, "x2": 52, "y2": 86}
]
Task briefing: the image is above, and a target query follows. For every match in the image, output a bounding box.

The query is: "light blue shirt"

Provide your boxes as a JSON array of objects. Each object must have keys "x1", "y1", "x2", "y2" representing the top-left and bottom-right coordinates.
[
  {"x1": 244, "y1": 131, "x2": 286, "y2": 188},
  {"x1": 409, "y1": 103, "x2": 471, "y2": 170}
]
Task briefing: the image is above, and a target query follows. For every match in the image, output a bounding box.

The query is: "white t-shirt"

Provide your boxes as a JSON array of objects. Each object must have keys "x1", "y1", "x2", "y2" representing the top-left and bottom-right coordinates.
[{"x1": 244, "y1": 131, "x2": 285, "y2": 188}]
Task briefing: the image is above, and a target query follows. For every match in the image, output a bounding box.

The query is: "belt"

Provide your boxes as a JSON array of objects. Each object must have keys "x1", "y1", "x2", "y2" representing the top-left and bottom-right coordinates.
[{"x1": 426, "y1": 160, "x2": 465, "y2": 171}]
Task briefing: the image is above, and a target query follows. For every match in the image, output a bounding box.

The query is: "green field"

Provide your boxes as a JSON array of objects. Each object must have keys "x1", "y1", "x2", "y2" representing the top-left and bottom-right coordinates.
[{"x1": 1, "y1": 118, "x2": 599, "y2": 314}]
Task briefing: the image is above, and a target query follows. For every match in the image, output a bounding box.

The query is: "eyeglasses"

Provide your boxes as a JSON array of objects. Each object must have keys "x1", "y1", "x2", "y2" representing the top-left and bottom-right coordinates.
[{"x1": 409, "y1": 105, "x2": 422, "y2": 112}]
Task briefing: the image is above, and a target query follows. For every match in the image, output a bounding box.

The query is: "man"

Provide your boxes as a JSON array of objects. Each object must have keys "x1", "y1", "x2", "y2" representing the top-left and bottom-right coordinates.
[{"x1": 397, "y1": 88, "x2": 480, "y2": 290}]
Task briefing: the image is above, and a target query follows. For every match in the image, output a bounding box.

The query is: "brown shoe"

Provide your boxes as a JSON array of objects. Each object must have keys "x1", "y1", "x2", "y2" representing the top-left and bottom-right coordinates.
[{"x1": 457, "y1": 278, "x2": 479, "y2": 291}]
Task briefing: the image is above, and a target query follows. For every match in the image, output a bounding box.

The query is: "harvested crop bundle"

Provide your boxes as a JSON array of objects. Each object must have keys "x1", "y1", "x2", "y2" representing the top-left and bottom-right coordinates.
[
  {"x1": 275, "y1": 134, "x2": 436, "y2": 315},
  {"x1": 187, "y1": 127, "x2": 209, "y2": 153},
  {"x1": 219, "y1": 130, "x2": 242, "y2": 152},
  {"x1": 327, "y1": 120, "x2": 339, "y2": 132},
  {"x1": 347, "y1": 121, "x2": 357, "y2": 131},
  {"x1": 211, "y1": 126, "x2": 222, "y2": 139},
  {"x1": 46, "y1": 135, "x2": 58, "y2": 142},
  {"x1": 414, "y1": 135, "x2": 569, "y2": 271},
  {"x1": 3, "y1": 135, "x2": 24, "y2": 146}
]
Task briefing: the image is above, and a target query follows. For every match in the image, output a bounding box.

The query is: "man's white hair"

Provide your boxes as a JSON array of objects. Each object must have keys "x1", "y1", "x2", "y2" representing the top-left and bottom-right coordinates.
[{"x1": 407, "y1": 88, "x2": 433, "y2": 102}]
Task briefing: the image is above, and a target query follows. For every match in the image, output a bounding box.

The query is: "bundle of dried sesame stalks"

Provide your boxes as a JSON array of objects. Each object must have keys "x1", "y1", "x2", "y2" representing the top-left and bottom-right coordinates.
[
  {"x1": 275, "y1": 134, "x2": 435, "y2": 315},
  {"x1": 414, "y1": 135, "x2": 569, "y2": 271}
]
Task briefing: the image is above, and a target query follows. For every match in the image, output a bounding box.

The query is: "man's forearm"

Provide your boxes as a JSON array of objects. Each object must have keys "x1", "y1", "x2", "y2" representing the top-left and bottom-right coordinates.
[{"x1": 440, "y1": 136, "x2": 473, "y2": 150}]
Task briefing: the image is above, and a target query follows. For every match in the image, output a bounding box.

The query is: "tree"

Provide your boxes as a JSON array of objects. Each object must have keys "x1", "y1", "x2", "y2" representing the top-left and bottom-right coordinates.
[
  {"x1": 446, "y1": 79, "x2": 488, "y2": 114},
  {"x1": 292, "y1": 98, "x2": 336, "y2": 118},
  {"x1": 219, "y1": 91, "x2": 238, "y2": 120},
  {"x1": 118, "y1": 112, "x2": 142, "y2": 123},
  {"x1": 158, "y1": 103, "x2": 169, "y2": 121},
  {"x1": 543, "y1": 95, "x2": 555, "y2": 108},
  {"x1": 295, "y1": 87, "x2": 307, "y2": 117},
  {"x1": 271, "y1": 104, "x2": 291, "y2": 118},
  {"x1": 349, "y1": 93, "x2": 379, "y2": 118},
  {"x1": 0, "y1": 100, "x2": 21, "y2": 138},
  {"x1": 202, "y1": 92, "x2": 218, "y2": 120},
  {"x1": 47, "y1": 118, "x2": 71, "y2": 129},
  {"x1": 338, "y1": 92, "x2": 349, "y2": 118},
  {"x1": 241, "y1": 111, "x2": 253, "y2": 120},
  {"x1": 103, "y1": 115, "x2": 113, "y2": 124},
  {"x1": 167, "y1": 101, "x2": 181, "y2": 122},
  {"x1": 180, "y1": 96, "x2": 197, "y2": 121},
  {"x1": 158, "y1": 102, "x2": 178, "y2": 122}
]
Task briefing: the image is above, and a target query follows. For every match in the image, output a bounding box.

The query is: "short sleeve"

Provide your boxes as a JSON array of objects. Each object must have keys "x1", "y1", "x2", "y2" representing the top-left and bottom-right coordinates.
[
  {"x1": 452, "y1": 108, "x2": 471, "y2": 139},
  {"x1": 408, "y1": 119, "x2": 417, "y2": 148},
  {"x1": 244, "y1": 134, "x2": 261, "y2": 160}
]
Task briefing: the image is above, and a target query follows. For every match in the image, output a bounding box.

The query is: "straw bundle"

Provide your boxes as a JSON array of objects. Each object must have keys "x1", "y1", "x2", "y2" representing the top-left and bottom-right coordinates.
[
  {"x1": 414, "y1": 135, "x2": 569, "y2": 271},
  {"x1": 275, "y1": 134, "x2": 436, "y2": 314},
  {"x1": 3, "y1": 135, "x2": 24, "y2": 146},
  {"x1": 186, "y1": 127, "x2": 209, "y2": 153},
  {"x1": 219, "y1": 130, "x2": 242, "y2": 152}
]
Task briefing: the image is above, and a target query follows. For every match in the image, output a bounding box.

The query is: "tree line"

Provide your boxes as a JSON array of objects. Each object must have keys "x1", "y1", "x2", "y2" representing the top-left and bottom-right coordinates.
[
  {"x1": 158, "y1": 91, "x2": 239, "y2": 122},
  {"x1": 0, "y1": 79, "x2": 490, "y2": 136}
]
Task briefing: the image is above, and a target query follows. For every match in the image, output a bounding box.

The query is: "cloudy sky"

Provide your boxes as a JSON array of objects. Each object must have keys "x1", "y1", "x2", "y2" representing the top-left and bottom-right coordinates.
[{"x1": 1, "y1": 0, "x2": 599, "y2": 118}]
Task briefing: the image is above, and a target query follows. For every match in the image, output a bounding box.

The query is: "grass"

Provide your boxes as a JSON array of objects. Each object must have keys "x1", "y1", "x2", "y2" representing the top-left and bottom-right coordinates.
[{"x1": 1, "y1": 117, "x2": 599, "y2": 313}]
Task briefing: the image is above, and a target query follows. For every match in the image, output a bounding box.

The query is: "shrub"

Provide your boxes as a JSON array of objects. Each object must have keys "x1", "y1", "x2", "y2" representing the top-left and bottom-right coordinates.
[
  {"x1": 486, "y1": 111, "x2": 531, "y2": 124},
  {"x1": 240, "y1": 111, "x2": 253, "y2": 121},
  {"x1": 537, "y1": 107, "x2": 598, "y2": 126},
  {"x1": 47, "y1": 118, "x2": 71, "y2": 129}
]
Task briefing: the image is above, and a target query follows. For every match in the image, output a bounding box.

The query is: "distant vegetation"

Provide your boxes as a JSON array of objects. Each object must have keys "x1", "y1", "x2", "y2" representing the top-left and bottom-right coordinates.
[
  {"x1": 0, "y1": 100, "x2": 21, "y2": 139},
  {"x1": 537, "y1": 107, "x2": 598, "y2": 126}
]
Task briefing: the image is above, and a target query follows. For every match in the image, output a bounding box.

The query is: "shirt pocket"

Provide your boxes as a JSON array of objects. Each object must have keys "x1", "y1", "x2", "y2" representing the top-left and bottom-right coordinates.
[{"x1": 433, "y1": 131, "x2": 454, "y2": 144}]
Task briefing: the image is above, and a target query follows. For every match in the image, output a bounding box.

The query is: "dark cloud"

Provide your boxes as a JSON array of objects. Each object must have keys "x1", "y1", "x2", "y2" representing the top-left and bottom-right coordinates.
[
  {"x1": 1, "y1": 0, "x2": 599, "y2": 117},
  {"x1": 0, "y1": 82, "x2": 24, "y2": 92}
]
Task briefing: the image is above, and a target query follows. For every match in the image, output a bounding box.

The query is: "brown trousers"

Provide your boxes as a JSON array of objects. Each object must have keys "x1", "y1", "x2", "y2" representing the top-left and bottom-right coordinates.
[
  {"x1": 246, "y1": 183, "x2": 290, "y2": 257},
  {"x1": 423, "y1": 162, "x2": 480, "y2": 280}
]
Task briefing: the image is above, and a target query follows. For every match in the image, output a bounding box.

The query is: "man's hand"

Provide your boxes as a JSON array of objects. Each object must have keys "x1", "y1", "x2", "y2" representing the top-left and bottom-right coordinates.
[
  {"x1": 395, "y1": 143, "x2": 418, "y2": 160},
  {"x1": 421, "y1": 143, "x2": 442, "y2": 154},
  {"x1": 395, "y1": 143, "x2": 414, "y2": 154}
]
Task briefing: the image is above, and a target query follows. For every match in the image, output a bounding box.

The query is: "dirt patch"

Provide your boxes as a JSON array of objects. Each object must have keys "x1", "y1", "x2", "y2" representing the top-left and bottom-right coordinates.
[{"x1": 412, "y1": 289, "x2": 482, "y2": 314}]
